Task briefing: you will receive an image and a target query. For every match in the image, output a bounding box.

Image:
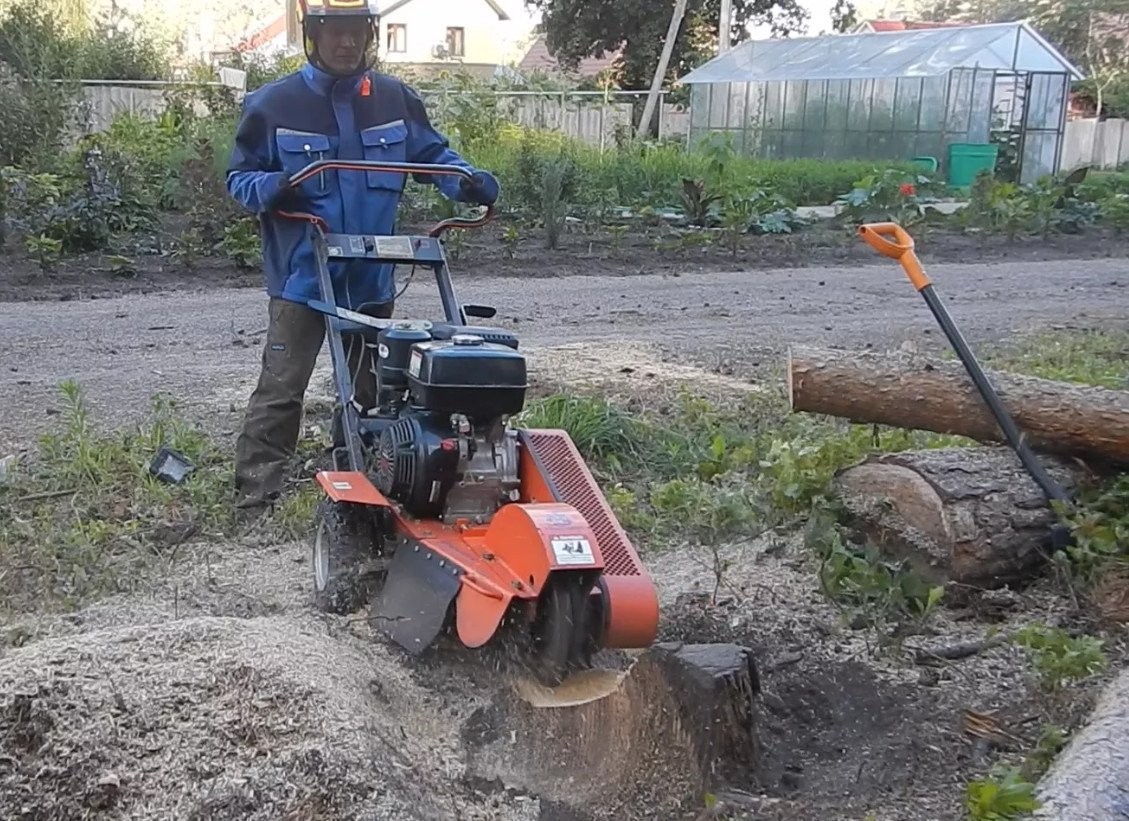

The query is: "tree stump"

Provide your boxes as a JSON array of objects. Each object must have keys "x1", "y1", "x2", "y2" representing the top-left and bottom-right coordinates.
[
  {"x1": 463, "y1": 643, "x2": 761, "y2": 817},
  {"x1": 832, "y1": 447, "x2": 1095, "y2": 588}
]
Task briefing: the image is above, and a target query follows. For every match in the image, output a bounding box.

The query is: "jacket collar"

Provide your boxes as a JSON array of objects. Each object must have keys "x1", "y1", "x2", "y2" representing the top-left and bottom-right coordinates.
[{"x1": 301, "y1": 62, "x2": 367, "y2": 96}]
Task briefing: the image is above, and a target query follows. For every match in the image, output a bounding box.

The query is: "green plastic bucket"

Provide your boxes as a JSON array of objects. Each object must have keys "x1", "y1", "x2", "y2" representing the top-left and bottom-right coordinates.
[
  {"x1": 947, "y1": 142, "x2": 999, "y2": 188},
  {"x1": 911, "y1": 155, "x2": 938, "y2": 173}
]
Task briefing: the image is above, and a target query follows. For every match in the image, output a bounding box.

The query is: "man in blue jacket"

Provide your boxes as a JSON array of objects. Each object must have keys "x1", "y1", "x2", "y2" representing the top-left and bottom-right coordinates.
[{"x1": 226, "y1": 0, "x2": 499, "y2": 520}]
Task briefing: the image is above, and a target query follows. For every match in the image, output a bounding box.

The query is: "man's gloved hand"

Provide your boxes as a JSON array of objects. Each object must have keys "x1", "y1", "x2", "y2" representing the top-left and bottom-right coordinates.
[
  {"x1": 458, "y1": 171, "x2": 499, "y2": 207},
  {"x1": 265, "y1": 172, "x2": 312, "y2": 212}
]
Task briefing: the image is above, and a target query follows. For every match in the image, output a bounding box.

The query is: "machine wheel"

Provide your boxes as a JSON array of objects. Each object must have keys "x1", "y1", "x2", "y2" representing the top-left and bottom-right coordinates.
[
  {"x1": 529, "y1": 574, "x2": 594, "y2": 686},
  {"x1": 311, "y1": 498, "x2": 382, "y2": 615}
]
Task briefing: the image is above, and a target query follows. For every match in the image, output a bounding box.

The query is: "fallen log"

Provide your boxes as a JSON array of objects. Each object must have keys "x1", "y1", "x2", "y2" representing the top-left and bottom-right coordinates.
[
  {"x1": 788, "y1": 345, "x2": 1129, "y2": 469},
  {"x1": 1034, "y1": 667, "x2": 1129, "y2": 820},
  {"x1": 831, "y1": 447, "x2": 1095, "y2": 588}
]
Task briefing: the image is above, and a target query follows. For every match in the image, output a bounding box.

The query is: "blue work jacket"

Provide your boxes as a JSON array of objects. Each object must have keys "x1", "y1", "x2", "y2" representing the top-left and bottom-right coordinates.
[{"x1": 226, "y1": 63, "x2": 497, "y2": 309}]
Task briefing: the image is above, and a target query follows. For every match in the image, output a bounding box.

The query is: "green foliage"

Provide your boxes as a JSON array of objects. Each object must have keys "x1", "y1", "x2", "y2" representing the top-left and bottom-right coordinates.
[
  {"x1": 957, "y1": 171, "x2": 1103, "y2": 239},
  {"x1": 1012, "y1": 623, "x2": 1109, "y2": 691},
  {"x1": 0, "y1": 72, "x2": 74, "y2": 168},
  {"x1": 649, "y1": 474, "x2": 760, "y2": 545},
  {"x1": 516, "y1": 394, "x2": 649, "y2": 471},
  {"x1": 807, "y1": 499, "x2": 946, "y2": 627},
  {"x1": 0, "y1": 0, "x2": 171, "y2": 81},
  {"x1": 1021, "y1": 724, "x2": 1068, "y2": 783},
  {"x1": 519, "y1": 389, "x2": 968, "y2": 550},
  {"x1": 0, "y1": 381, "x2": 234, "y2": 614},
  {"x1": 965, "y1": 767, "x2": 1041, "y2": 821},
  {"x1": 1, "y1": 144, "x2": 158, "y2": 257},
  {"x1": 986, "y1": 328, "x2": 1129, "y2": 390},
  {"x1": 1057, "y1": 474, "x2": 1129, "y2": 584},
  {"x1": 527, "y1": 0, "x2": 808, "y2": 91},
  {"x1": 835, "y1": 167, "x2": 945, "y2": 226}
]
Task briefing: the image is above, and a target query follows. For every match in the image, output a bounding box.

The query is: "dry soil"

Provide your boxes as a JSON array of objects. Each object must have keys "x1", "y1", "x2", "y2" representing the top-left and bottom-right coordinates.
[{"x1": 1, "y1": 254, "x2": 1127, "y2": 821}]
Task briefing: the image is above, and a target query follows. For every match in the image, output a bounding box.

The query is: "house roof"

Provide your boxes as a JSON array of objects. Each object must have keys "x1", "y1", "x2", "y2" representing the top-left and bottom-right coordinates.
[
  {"x1": 237, "y1": 14, "x2": 288, "y2": 52},
  {"x1": 678, "y1": 21, "x2": 1084, "y2": 85},
  {"x1": 518, "y1": 35, "x2": 620, "y2": 77},
  {"x1": 236, "y1": 0, "x2": 512, "y2": 54},
  {"x1": 379, "y1": 0, "x2": 509, "y2": 20},
  {"x1": 860, "y1": 19, "x2": 969, "y2": 32}
]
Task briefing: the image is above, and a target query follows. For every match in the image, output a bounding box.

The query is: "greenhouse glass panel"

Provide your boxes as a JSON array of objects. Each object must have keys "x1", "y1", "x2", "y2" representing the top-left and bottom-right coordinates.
[{"x1": 677, "y1": 22, "x2": 1081, "y2": 181}]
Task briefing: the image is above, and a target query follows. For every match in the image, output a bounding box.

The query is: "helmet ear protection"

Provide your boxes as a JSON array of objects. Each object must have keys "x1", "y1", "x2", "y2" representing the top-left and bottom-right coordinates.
[{"x1": 296, "y1": 0, "x2": 379, "y2": 76}]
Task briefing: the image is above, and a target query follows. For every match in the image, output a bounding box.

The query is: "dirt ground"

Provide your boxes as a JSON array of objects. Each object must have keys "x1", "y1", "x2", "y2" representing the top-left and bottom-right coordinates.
[{"x1": 1, "y1": 246, "x2": 1128, "y2": 820}]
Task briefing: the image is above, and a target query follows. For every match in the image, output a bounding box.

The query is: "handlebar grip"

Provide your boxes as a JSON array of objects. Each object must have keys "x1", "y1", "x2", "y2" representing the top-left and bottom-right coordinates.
[
  {"x1": 286, "y1": 159, "x2": 476, "y2": 189},
  {"x1": 858, "y1": 222, "x2": 931, "y2": 291},
  {"x1": 859, "y1": 222, "x2": 914, "y2": 258}
]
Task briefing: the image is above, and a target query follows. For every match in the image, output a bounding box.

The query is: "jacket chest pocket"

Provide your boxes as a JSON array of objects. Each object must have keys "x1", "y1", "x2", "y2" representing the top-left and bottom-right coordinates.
[
  {"x1": 360, "y1": 120, "x2": 409, "y2": 192},
  {"x1": 275, "y1": 129, "x2": 333, "y2": 198}
]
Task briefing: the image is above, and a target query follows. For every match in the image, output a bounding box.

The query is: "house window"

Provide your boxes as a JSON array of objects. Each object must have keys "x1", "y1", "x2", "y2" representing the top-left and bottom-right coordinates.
[
  {"x1": 386, "y1": 23, "x2": 407, "y2": 53},
  {"x1": 445, "y1": 26, "x2": 464, "y2": 57}
]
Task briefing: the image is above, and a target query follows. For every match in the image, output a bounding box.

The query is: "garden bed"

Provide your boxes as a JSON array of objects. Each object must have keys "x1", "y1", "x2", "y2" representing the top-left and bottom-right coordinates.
[{"x1": 5, "y1": 215, "x2": 1129, "y2": 304}]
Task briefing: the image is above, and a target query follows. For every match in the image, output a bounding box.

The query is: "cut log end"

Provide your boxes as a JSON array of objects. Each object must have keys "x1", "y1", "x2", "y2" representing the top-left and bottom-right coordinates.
[{"x1": 832, "y1": 447, "x2": 1090, "y2": 588}]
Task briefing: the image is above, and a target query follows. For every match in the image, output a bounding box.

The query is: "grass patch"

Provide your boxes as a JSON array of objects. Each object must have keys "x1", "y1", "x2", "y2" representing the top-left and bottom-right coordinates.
[
  {"x1": 986, "y1": 327, "x2": 1129, "y2": 389},
  {"x1": 517, "y1": 387, "x2": 963, "y2": 550},
  {"x1": 0, "y1": 381, "x2": 233, "y2": 613},
  {"x1": 0, "y1": 380, "x2": 322, "y2": 616}
]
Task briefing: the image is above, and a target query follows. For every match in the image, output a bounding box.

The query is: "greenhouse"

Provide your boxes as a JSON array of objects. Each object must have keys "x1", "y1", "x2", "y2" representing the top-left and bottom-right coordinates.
[{"x1": 678, "y1": 22, "x2": 1083, "y2": 185}]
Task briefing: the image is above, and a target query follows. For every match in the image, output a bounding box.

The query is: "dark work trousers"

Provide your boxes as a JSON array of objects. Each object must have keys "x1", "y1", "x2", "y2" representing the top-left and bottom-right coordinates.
[{"x1": 234, "y1": 296, "x2": 393, "y2": 511}]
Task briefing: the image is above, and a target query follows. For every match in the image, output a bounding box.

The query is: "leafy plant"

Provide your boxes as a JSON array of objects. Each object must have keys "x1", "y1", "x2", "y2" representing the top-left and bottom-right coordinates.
[
  {"x1": 1012, "y1": 623, "x2": 1109, "y2": 691},
  {"x1": 965, "y1": 767, "x2": 1040, "y2": 821},
  {"x1": 836, "y1": 168, "x2": 940, "y2": 226},
  {"x1": 501, "y1": 224, "x2": 519, "y2": 258},
  {"x1": 220, "y1": 218, "x2": 262, "y2": 270},
  {"x1": 681, "y1": 178, "x2": 721, "y2": 227},
  {"x1": 1057, "y1": 474, "x2": 1129, "y2": 584},
  {"x1": 807, "y1": 499, "x2": 945, "y2": 627}
]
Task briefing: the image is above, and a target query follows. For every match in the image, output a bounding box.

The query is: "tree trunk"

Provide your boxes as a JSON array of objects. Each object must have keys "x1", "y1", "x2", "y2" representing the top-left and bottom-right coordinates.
[
  {"x1": 831, "y1": 447, "x2": 1095, "y2": 588},
  {"x1": 788, "y1": 345, "x2": 1129, "y2": 469},
  {"x1": 1034, "y1": 668, "x2": 1129, "y2": 820},
  {"x1": 464, "y1": 643, "x2": 761, "y2": 816}
]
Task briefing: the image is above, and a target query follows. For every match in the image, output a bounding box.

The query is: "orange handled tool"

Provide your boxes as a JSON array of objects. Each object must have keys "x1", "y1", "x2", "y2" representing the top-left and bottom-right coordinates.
[
  {"x1": 858, "y1": 222, "x2": 931, "y2": 291},
  {"x1": 858, "y1": 221, "x2": 1073, "y2": 546}
]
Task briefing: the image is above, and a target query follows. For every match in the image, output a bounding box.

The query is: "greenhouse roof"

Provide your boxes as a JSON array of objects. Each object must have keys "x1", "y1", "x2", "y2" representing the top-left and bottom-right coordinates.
[{"x1": 678, "y1": 22, "x2": 1083, "y2": 84}]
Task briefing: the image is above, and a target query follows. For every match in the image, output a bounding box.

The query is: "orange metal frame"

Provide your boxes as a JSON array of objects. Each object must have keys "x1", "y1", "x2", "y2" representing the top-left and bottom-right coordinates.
[{"x1": 314, "y1": 429, "x2": 660, "y2": 653}]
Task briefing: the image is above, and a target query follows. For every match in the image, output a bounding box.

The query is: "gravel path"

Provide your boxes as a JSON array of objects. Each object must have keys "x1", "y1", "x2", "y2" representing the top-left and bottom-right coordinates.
[{"x1": 1, "y1": 256, "x2": 1125, "y2": 449}]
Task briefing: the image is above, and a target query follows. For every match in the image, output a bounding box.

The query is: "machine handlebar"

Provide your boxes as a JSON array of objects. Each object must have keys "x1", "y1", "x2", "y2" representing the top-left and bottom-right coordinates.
[{"x1": 278, "y1": 159, "x2": 495, "y2": 238}]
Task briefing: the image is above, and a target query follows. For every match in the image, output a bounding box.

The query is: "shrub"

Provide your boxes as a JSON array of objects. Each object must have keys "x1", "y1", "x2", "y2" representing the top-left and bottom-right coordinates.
[
  {"x1": 0, "y1": 0, "x2": 171, "y2": 81},
  {"x1": 0, "y1": 70, "x2": 76, "y2": 168}
]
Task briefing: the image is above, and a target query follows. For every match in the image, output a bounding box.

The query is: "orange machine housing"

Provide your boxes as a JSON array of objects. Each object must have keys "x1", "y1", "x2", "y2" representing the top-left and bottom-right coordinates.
[
  {"x1": 316, "y1": 428, "x2": 660, "y2": 654},
  {"x1": 517, "y1": 428, "x2": 660, "y2": 649}
]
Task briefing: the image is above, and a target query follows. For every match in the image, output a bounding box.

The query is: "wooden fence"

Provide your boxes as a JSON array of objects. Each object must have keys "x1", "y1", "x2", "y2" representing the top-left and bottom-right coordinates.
[
  {"x1": 71, "y1": 82, "x2": 691, "y2": 147},
  {"x1": 1062, "y1": 117, "x2": 1129, "y2": 172}
]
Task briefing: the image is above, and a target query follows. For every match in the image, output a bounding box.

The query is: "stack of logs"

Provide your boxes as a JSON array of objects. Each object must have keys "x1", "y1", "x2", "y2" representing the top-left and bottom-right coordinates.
[
  {"x1": 788, "y1": 344, "x2": 1129, "y2": 821},
  {"x1": 788, "y1": 345, "x2": 1129, "y2": 590}
]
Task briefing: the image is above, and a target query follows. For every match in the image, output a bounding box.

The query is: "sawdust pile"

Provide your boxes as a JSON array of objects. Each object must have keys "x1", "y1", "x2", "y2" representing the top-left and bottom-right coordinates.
[{"x1": 0, "y1": 612, "x2": 539, "y2": 821}]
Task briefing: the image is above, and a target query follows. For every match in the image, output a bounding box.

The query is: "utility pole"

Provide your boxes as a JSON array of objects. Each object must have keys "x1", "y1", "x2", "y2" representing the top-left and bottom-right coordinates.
[
  {"x1": 719, "y1": 0, "x2": 732, "y2": 52},
  {"x1": 637, "y1": 0, "x2": 689, "y2": 139},
  {"x1": 636, "y1": 0, "x2": 686, "y2": 138}
]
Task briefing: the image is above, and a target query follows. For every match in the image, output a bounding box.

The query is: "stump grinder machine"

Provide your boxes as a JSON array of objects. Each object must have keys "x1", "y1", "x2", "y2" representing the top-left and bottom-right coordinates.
[{"x1": 279, "y1": 159, "x2": 660, "y2": 685}]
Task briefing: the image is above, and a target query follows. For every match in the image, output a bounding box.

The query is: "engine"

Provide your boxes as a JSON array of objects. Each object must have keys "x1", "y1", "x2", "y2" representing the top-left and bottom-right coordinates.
[{"x1": 368, "y1": 323, "x2": 527, "y2": 523}]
